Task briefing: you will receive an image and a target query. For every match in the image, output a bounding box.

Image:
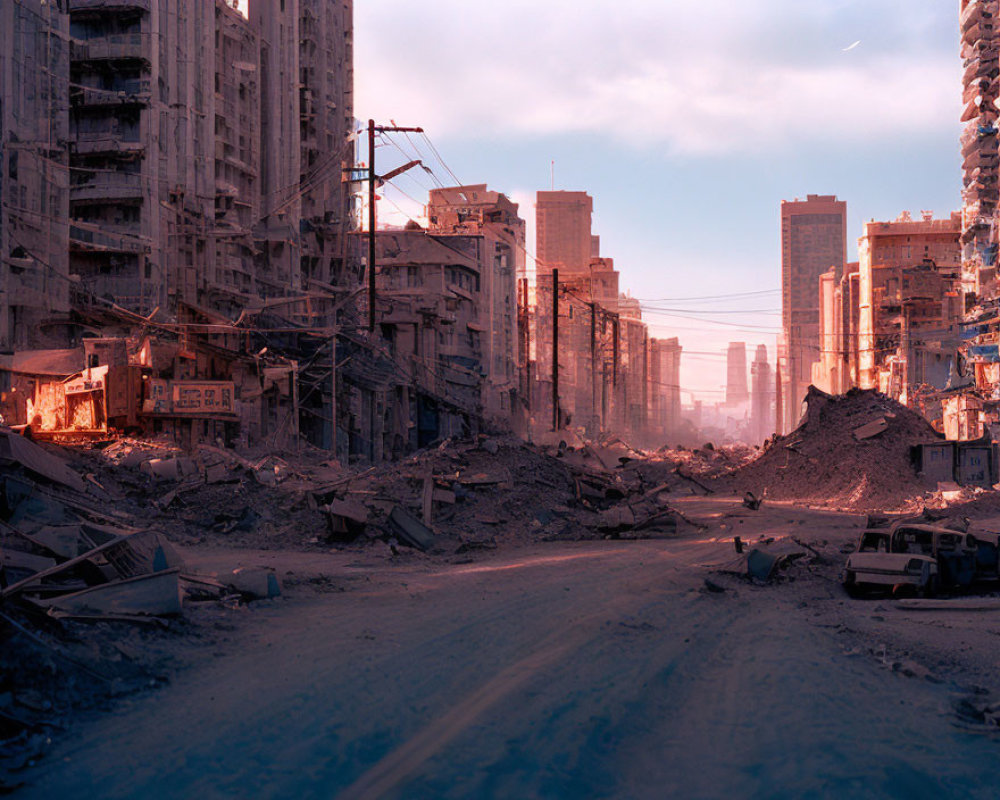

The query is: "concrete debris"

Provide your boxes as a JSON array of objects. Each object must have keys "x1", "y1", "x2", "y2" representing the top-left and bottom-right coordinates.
[
  {"x1": 732, "y1": 388, "x2": 942, "y2": 511},
  {"x1": 742, "y1": 491, "x2": 763, "y2": 511},
  {"x1": 0, "y1": 430, "x2": 86, "y2": 494},
  {"x1": 853, "y1": 418, "x2": 889, "y2": 441},
  {"x1": 745, "y1": 540, "x2": 808, "y2": 582},
  {"x1": 225, "y1": 568, "x2": 281, "y2": 600},
  {"x1": 38, "y1": 569, "x2": 183, "y2": 619},
  {"x1": 388, "y1": 506, "x2": 435, "y2": 551}
]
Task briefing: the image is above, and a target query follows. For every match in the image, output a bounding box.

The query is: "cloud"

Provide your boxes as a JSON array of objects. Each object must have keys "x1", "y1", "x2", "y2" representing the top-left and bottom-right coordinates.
[{"x1": 356, "y1": 0, "x2": 959, "y2": 156}]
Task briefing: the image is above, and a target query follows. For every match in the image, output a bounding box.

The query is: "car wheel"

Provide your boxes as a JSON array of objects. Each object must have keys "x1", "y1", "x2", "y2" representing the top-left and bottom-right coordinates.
[
  {"x1": 843, "y1": 570, "x2": 858, "y2": 597},
  {"x1": 921, "y1": 575, "x2": 939, "y2": 599}
]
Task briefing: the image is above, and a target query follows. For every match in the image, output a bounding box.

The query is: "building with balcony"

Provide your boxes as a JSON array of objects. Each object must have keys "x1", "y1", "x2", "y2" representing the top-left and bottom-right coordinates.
[{"x1": 0, "y1": 0, "x2": 71, "y2": 351}]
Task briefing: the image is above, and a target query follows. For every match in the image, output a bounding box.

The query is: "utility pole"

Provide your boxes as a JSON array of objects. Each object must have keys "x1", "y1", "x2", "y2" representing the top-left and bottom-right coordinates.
[
  {"x1": 591, "y1": 300, "x2": 598, "y2": 436},
  {"x1": 521, "y1": 277, "x2": 531, "y2": 413},
  {"x1": 611, "y1": 316, "x2": 619, "y2": 430},
  {"x1": 612, "y1": 316, "x2": 619, "y2": 388},
  {"x1": 901, "y1": 300, "x2": 911, "y2": 406},
  {"x1": 775, "y1": 362, "x2": 783, "y2": 436},
  {"x1": 642, "y1": 328, "x2": 649, "y2": 437},
  {"x1": 366, "y1": 119, "x2": 424, "y2": 332},
  {"x1": 552, "y1": 268, "x2": 559, "y2": 431}
]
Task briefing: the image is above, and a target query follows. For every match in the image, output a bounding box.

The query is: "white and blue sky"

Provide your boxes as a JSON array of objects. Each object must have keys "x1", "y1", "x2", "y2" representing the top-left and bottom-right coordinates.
[{"x1": 355, "y1": 0, "x2": 962, "y2": 400}]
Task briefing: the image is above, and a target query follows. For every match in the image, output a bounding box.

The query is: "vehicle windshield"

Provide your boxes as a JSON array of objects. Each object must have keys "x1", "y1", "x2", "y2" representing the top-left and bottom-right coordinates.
[
  {"x1": 859, "y1": 531, "x2": 889, "y2": 552},
  {"x1": 896, "y1": 529, "x2": 933, "y2": 555}
]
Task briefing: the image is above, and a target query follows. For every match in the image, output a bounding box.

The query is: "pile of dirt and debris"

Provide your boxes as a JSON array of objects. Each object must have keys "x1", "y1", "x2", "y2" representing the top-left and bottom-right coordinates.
[
  {"x1": 727, "y1": 387, "x2": 942, "y2": 512},
  {"x1": 301, "y1": 434, "x2": 703, "y2": 553}
]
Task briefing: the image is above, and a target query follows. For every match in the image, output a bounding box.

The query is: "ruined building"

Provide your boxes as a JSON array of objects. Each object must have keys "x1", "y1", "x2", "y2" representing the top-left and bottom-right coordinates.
[
  {"x1": 0, "y1": 0, "x2": 358, "y2": 454},
  {"x1": 960, "y1": 0, "x2": 999, "y2": 297},
  {"x1": 956, "y1": 1, "x2": 1000, "y2": 440},
  {"x1": 778, "y1": 194, "x2": 846, "y2": 433},
  {"x1": 250, "y1": 0, "x2": 355, "y2": 306},
  {"x1": 529, "y1": 189, "x2": 671, "y2": 443},
  {"x1": 857, "y1": 212, "x2": 963, "y2": 406},
  {"x1": 0, "y1": 0, "x2": 71, "y2": 351},
  {"x1": 368, "y1": 184, "x2": 523, "y2": 445},
  {"x1": 1, "y1": 0, "x2": 355, "y2": 340}
]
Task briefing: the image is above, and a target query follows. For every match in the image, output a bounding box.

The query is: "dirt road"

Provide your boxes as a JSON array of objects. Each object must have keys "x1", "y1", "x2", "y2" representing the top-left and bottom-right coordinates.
[{"x1": 22, "y1": 499, "x2": 1000, "y2": 798}]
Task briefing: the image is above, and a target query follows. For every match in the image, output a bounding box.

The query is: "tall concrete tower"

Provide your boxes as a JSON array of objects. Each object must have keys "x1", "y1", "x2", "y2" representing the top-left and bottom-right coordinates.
[
  {"x1": 779, "y1": 194, "x2": 846, "y2": 432},
  {"x1": 750, "y1": 344, "x2": 773, "y2": 443},
  {"x1": 960, "y1": 0, "x2": 999, "y2": 296},
  {"x1": 726, "y1": 342, "x2": 749, "y2": 406},
  {"x1": 535, "y1": 191, "x2": 593, "y2": 275}
]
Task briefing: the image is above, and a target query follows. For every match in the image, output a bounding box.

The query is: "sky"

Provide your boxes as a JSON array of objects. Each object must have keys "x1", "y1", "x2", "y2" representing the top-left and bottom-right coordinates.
[{"x1": 354, "y1": 0, "x2": 962, "y2": 403}]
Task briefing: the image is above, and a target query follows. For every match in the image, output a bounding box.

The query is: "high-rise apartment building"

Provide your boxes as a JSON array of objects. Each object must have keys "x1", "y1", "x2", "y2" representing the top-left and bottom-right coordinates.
[
  {"x1": 750, "y1": 344, "x2": 773, "y2": 444},
  {"x1": 779, "y1": 194, "x2": 846, "y2": 432},
  {"x1": 0, "y1": 0, "x2": 70, "y2": 350},
  {"x1": 251, "y1": 0, "x2": 355, "y2": 303},
  {"x1": 960, "y1": 0, "x2": 998, "y2": 296},
  {"x1": 650, "y1": 337, "x2": 682, "y2": 440},
  {"x1": 1, "y1": 0, "x2": 355, "y2": 341},
  {"x1": 535, "y1": 191, "x2": 592, "y2": 275},
  {"x1": 725, "y1": 341, "x2": 748, "y2": 406}
]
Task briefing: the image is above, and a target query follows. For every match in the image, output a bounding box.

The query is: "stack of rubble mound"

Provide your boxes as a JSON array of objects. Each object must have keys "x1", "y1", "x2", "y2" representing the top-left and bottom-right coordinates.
[
  {"x1": 731, "y1": 387, "x2": 942, "y2": 512},
  {"x1": 305, "y1": 434, "x2": 703, "y2": 553}
]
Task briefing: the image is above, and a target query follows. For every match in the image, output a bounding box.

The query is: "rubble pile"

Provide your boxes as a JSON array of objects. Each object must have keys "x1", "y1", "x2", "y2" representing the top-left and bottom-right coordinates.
[
  {"x1": 729, "y1": 388, "x2": 941, "y2": 511},
  {"x1": 309, "y1": 435, "x2": 703, "y2": 551},
  {"x1": 0, "y1": 431, "x2": 287, "y2": 787}
]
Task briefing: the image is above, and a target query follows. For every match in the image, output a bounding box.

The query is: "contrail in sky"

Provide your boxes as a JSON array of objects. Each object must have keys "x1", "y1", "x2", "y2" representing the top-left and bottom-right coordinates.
[{"x1": 842, "y1": 40, "x2": 861, "y2": 52}]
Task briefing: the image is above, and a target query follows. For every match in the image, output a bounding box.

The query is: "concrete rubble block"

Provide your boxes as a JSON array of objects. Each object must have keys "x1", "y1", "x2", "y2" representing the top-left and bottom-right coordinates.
[
  {"x1": 140, "y1": 458, "x2": 180, "y2": 481},
  {"x1": 745, "y1": 539, "x2": 808, "y2": 582},
  {"x1": 853, "y1": 417, "x2": 889, "y2": 440},
  {"x1": 0, "y1": 430, "x2": 87, "y2": 493},
  {"x1": 226, "y1": 567, "x2": 281, "y2": 600},
  {"x1": 254, "y1": 468, "x2": 278, "y2": 487},
  {"x1": 327, "y1": 499, "x2": 368, "y2": 525},
  {"x1": 457, "y1": 469, "x2": 512, "y2": 488},
  {"x1": 204, "y1": 462, "x2": 230, "y2": 484},
  {"x1": 38, "y1": 568, "x2": 183, "y2": 618},
  {"x1": 388, "y1": 505, "x2": 435, "y2": 551},
  {"x1": 118, "y1": 450, "x2": 149, "y2": 469},
  {"x1": 432, "y1": 488, "x2": 456, "y2": 504}
]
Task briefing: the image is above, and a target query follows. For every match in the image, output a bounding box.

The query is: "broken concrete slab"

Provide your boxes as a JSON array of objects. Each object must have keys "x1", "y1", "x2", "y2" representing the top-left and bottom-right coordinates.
[
  {"x1": 0, "y1": 431, "x2": 86, "y2": 493},
  {"x1": 327, "y1": 499, "x2": 368, "y2": 525},
  {"x1": 36, "y1": 568, "x2": 182, "y2": 617},
  {"x1": 746, "y1": 548, "x2": 781, "y2": 581},
  {"x1": 226, "y1": 568, "x2": 281, "y2": 600},
  {"x1": 853, "y1": 417, "x2": 889, "y2": 440},
  {"x1": 388, "y1": 506, "x2": 435, "y2": 551},
  {"x1": 0, "y1": 549, "x2": 57, "y2": 576}
]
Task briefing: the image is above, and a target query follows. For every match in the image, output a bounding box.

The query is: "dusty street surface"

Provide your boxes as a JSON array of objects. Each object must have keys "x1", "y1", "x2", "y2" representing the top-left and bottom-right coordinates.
[{"x1": 20, "y1": 498, "x2": 1000, "y2": 799}]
